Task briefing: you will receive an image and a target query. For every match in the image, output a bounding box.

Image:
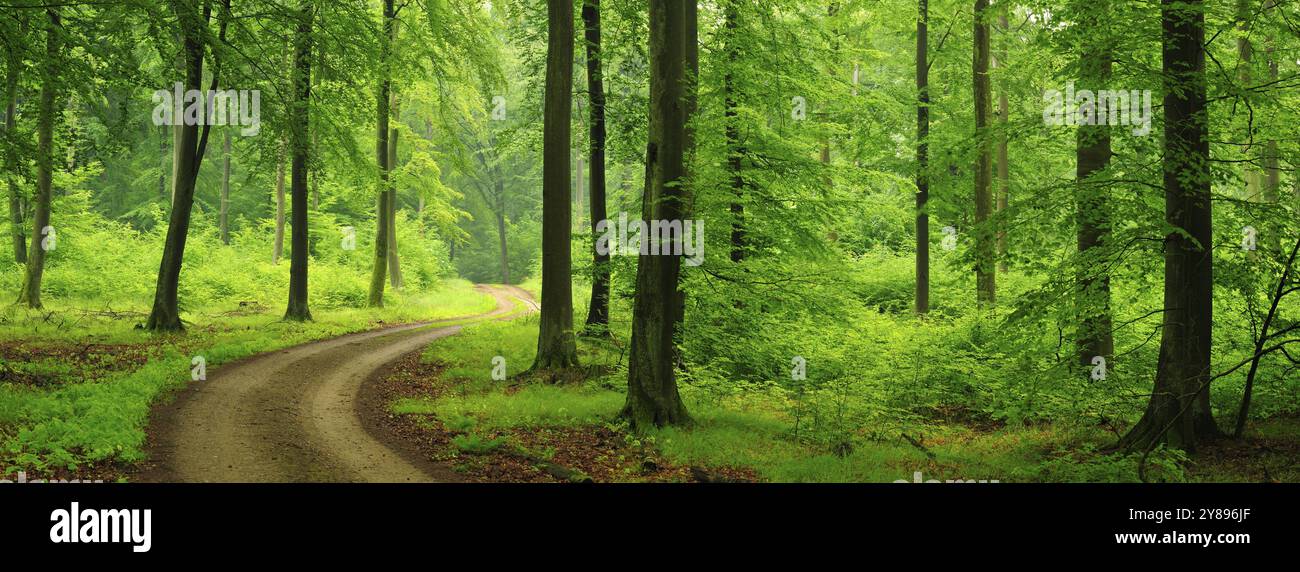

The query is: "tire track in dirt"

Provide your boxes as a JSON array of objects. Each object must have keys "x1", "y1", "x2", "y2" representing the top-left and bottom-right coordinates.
[{"x1": 137, "y1": 285, "x2": 535, "y2": 483}]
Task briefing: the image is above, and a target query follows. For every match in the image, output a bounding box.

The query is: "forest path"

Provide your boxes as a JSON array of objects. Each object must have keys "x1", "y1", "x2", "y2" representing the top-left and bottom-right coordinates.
[{"x1": 136, "y1": 284, "x2": 536, "y2": 483}]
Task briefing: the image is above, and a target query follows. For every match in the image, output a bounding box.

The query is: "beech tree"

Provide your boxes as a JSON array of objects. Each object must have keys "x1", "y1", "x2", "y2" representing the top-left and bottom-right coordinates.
[
  {"x1": 623, "y1": 0, "x2": 692, "y2": 428},
  {"x1": 532, "y1": 0, "x2": 579, "y2": 370},
  {"x1": 1120, "y1": 0, "x2": 1218, "y2": 452}
]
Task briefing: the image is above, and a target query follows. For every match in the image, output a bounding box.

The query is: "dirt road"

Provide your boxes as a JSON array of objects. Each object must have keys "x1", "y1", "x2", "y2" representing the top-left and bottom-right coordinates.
[{"x1": 137, "y1": 285, "x2": 535, "y2": 483}]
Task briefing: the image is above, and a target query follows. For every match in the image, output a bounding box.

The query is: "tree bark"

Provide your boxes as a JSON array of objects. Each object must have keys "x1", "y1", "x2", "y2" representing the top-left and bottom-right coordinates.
[
  {"x1": 972, "y1": 0, "x2": 995, "y2": 306},
  {"x1": 273, "y1": 145, "x2": 286, "y2": 264},
  {"x1": 285, "y1": 0, "x2": 313, "y2": 322},
  {"x1": 1119, "y1": 0, "x2": 1219, "y2": 452},
  {"x1": 582, "y1": 0, "x2": 610, "y2": 332},
  {"x1": 1076, "y1": 0, "x2": 1114, "y2": 368},
  {"x1": 387, "y1": 90, "x2": 403, "y2": 289},
  {"x1": 17, "y1": 9, "x2": 58, "y2": 308},
  {"x1": 532, "y1": 0, "x2": 579, "y2": 370},
  {"x1": 368, "y1": 0, "x2": 394, "y2": 307},
  {"x1": 1236, "y1": 0, "x2": 1261, "y2": 202},
  {"x1": 915, "y1": 0, "x2": 929, "y2": 314},
  {"x1": 5, "y1": 22, "x2": 26, "y2": 265},
  {"x1": 220, "y1": 129, "x2": 230, "y2": 245},
  {"x1": 724, "y1": 0, "x2": 744, "y2": 263},
  {"x1": 995, "y1": 13, "x2": 1008, "y2": 274},
  {"x1": 623, "y1": 0, "x2": 691, "y2": 429}
]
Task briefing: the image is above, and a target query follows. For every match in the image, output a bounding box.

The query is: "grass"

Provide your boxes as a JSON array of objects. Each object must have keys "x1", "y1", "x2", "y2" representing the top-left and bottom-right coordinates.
[
  {"x1": 394, "y1": 312, "x2": 1279, "y2": 483},
  {"x1": 0, "y1": 278, "x2": 496, "y2": 477}
]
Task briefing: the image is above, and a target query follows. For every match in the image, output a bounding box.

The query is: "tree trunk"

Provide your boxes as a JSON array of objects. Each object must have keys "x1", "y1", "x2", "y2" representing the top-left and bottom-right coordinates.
[
  {"x1": 273, "y1": 146, "x2": 286, "y2": 264},
  {"x1": 387, "y1": 90, "x2": 403, "y2": 289},
  {"x1": 145, "y1": 0, "x2": 227, "y2": 331},
  {"x1": 496, "y1": 205, "x2": 509, "y2": 283},
  {"x1": 582, "y1": 0, "x2": 610, "y2": 332},
  {"x1": 995, "y1": 13, "x2": 1008, "y2": 274},
  {"x1": 725, "y1": 0, "x2": 744, "y2": 263},
  {"x1": 5, "y1": 34, "x2": 25, "y2": 265},
  {"x1": 623, "y1": 0, "x2": 691, "y2": 428},
  {"x1": 574, "y1": 153, "x2": 584, "y2": 233},
  {"x1": 532, "y1": 0, "x2": 579, "y2": 370},
  {"x1": 285, "y1": 0, "x2": 313, "y2": 322},
  {"x1": 368, "y1": 0, "x2": 394, "y2": 307},
  {"x1": 1076, "y1": 0, "x2": 1114, "y2": 368},
  {"x1": 1262, "y1": 2, "x2": 1280, "y2": 254},
  {"x1": 159, "y1": 124, "x2": 167, "y2": 204},
  {"x1": 1119, "y1": 0, "x2": 1219, "y2": 452},
  {"x1": 972, "y1": 0, "x2": 995, "y2": 306},
  {"x1": 1237, "y1": 0, "x2": 1261, "y2": 202},
  {"x1": 915, "y1": 0, "x2": 929, "y2": 314},
  {"x1": 220, "y1": 129, "x2": 230, "y2": 245},
  {"x1": 17, "y1": 9, "x2": 58, "y2": 308}
]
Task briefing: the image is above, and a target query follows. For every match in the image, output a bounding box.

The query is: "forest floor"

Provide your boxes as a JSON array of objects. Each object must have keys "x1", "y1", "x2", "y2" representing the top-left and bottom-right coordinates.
[
  {"x1": 372, "y1": 303, "x2": 1300, "y2": 484},
  {"x1": 4, "y1": 279, "x2": 1297, "y2": 483}
]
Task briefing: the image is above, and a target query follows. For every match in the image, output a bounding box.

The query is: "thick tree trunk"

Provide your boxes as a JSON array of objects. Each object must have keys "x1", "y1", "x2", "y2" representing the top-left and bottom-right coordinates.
[
  {"x1": 1120, "y1": 0, "x2": 1219, "y2": 452},
  {"x1": 623, "y1": 0, "x2": 691, "y2": 429},
  {"x1": 972, "y1": 0, "x2": 995, "y2": 306},
  {"x1": 273, "y1": 147, "x2": 285, "y2": 264},
  {"x1": 1076, "y1": 0, "x2": 1114, "y2": 368},
  {"x1": 915, "y1": 0, "x2": 929, "y2": 314},
  {"x1": 582, "y1": 0, "x2": 610, "y2": 332},
  {"x1": 368, "y1": 0, "x2": 394, "y2": 307},
  {"x1": 532, "y1": 0, "x2": 579, "y2": 370},
  {"x1": 17, "y1": 9, "x2": 58, "y2": 309},
  {"x1": 5, "y1": 44, "x2": 24, "y2": 265},
  {"x1": 220, "y1": 130, "x2": 230, "y2": 245},
  {"x1": 285, "y1": 0, "x2": 313, "y2": 322}
]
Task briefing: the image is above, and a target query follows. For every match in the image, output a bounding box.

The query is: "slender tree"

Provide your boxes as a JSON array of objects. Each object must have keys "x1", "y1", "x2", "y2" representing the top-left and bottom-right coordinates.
[
  {"x1": 144, "y1": 0, "x2": 229, "y2": 330},
  {"x1": 4, "y1": 14, "x2": 26, "y2": 265},
  {"x1": 368, "y1": 0, "x2": 394, "y2": 307},
  {"x1": 220, "y1": 129, "x2": 230, "y2": 245},
  {"x1": 16, "y1": 8, "x2": 58, "y2": 308},
  {"x1": 995, "y1": 12, "x2": 1008, "y2": 274},
  {"x1": 1076, "y1": 0, "x2": 1114, "y2": 369},
  {"x1": 386, "y1": 19, "x2": 403, "y2": 289},
  {"x1": 1120, "y1": 0, "x2": 1219, "y2": 452},
  {"x1": 915, "y1": 0, "x2": 929, "y2": 314},
  {"x1": 582, "y1": 0, "x2": 610, "y2": 332},
  {"x1": 285, "y1": 0, "x2": 313, "y2": 322},
  {"x1": 273, "y1": 145, "x2": 285, "y2": 264},
  {"x1": 972, "y1": 0, "x2": 995, "y2": 306},
  {"x1": 725, "y1": 0, "x2": 744, "y2": 263},
  {"x1": 387, "y1": 90, "x2": 403, "y2": 289},
  {"x1": 532, "y1": 0, "x2": 579, "y2": 370},
  {"x1": 623, "y1": 0, "x2": 691, "y2": 428}
]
